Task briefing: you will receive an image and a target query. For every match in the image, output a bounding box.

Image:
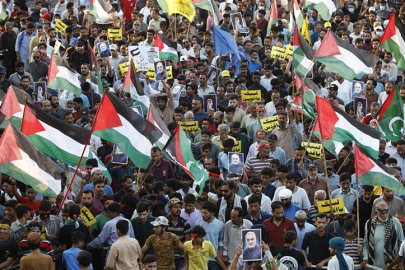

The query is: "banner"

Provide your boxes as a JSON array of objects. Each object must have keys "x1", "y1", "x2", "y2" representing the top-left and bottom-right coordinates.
[
  {"x1": 317, "y1": 197, "x2": 346, "y2": 215},
  {"x1": 285, "y1": 45, "x2": 293, "y2": 58},
  {"x1": 179, "y1": 121, "x2": 199, "y2": 133},
  {"x1": 166, "y1": 66, "x2": 173, "y2": 79},
  {"x1": 54, "y1": 19, "x2": 68, "y2": 34},
  {"x1": 167, "y1": 0, "x2": 196, "y2": 21},
  {"x1": 147, "y1": 66, "x2": 155, "y2": 81},
  {"x1": 241, "y1": 90, "x2": 261, "y2": 102},
  {"x1": 128, "y1": 46, "x2": 160, "y2": 71},
  {"x1": 80, "y1": 206, "x2": 97, "y2": 227},
  {"x1": 108, "y1": 29, "x2": 122, "y2": 40},
  {"x1": 301, "y1": 142, "x2": 323, "y2": 159},
  {"x1": 271, "y1": 46, "x2": 286, "y2": 61},
  {"x1": 260, "y1": 116, "x2": 279, "y2": 132},
  {"x1": 233, "y1": 140, "x2": 242, "y2": 153}
]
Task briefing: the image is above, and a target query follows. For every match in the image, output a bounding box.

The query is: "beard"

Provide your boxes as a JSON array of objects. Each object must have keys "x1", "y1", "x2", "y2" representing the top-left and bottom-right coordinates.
[{"x1": 83, "y1": 202, "x2": 92, "y2": 209}]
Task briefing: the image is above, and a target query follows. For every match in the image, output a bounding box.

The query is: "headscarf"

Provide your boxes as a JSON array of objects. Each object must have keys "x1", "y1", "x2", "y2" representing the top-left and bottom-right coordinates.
[{"x1": 329, "y1": 237, "x2": 349, "y2": 270}]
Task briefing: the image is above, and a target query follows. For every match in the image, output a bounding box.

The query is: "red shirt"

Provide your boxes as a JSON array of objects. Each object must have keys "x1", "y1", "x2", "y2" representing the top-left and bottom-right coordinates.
[
  {"x1": 120, "y1": 0, "x2": 136, "y2": 22},
  {"x1": 263, "y1": 216, "x2": 296, "y2": 249},
  {"x1": 20, "y1": 196, "x2": 41, "y2": 211}
]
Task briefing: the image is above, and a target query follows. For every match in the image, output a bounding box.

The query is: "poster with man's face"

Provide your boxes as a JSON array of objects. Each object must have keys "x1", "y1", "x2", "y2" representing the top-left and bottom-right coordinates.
[
  {"x1": 231, "y1": 12, "x2": 248, "y2": 33},
  {"x1": 241, "y1": 229, "x2": 262, "y2": 261},
  {"x1": 97, "y1": 41, "x2": 111, "y2": 58},
  {"x1": 228, "y1": 152, "x2": 244, "y2": 175},
  {"x1": 354, "y1": 97, "x2": 367, "y2": 118},
  {"x1": 154, "y1": 60, "x2": 167, "y2": 81},
  {"x1": 352, "y1": 80, "x2": 365, "y2": 100},
  {"x1": 203, "y1": 94, "x2": 217, "y2": 113},
  {"x1": 112, "y1": 144, "x2": 128, "y2": 164},
  {"x1": 207, "y1": 66, "x2": 220, "y2": 86}
]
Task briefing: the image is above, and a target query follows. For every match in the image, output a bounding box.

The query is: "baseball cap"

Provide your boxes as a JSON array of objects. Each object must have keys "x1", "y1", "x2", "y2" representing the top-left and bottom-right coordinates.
[
  {"x1": 221, "y1": 70, "x2": 230, "y2": 77},
  {"x1": 324, "y1": 22, "x2": 332, "y2": 28},
  {"x1": 267, "y1": 134, "x2": 278, "y2": 142},
  {"x1": 180, "y1": 55, "x2": 188, "y2": 62},
  {"x1": 168, "y1": 197, "x2": 183, "y2": 208},
  {"x1": 80, "y1": 107, "x2": 89, "y2": 118},
  {"x1": 110, "y1": 44, "x2": 117, "y2": 51},
  {"x1": 177, "y1": 74, "x2": 186, "y2": 81},
  {"x1": 325, "y1": 160, "x2": 333, "y2": 169},
  {"x1": 151, "y1": 216, "x2": 169, "y2": 226},
  {"x1": 41, "y1": 13, "x2": 52, "y2": 20},
  {"x1": 308, "y1": 163, "x2": 317, "y2": 169},
  {"x1": 279, "y1": 189, "x2": 292, "y2": 199},
  {"x1": 69, "y1": 37, "x2": 78, "y2": 46},
  {"x1": 102, "y1": 80, "x2": 111, "y2": 88},
  {"x1": 328, "y1": 84, "x2": 338, "y2": 91}
]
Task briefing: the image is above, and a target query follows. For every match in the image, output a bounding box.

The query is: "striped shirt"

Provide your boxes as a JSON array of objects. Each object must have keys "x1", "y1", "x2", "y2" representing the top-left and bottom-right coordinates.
[
  {"x1": 167, "y1": 215, "x2": 191, "y2": 260},
  {"x1": 343, "y1": 238, "x2": 364, "y2": 270},
  {"x1": 245, "y1": 154, "x2": 274, "y2": 174}
]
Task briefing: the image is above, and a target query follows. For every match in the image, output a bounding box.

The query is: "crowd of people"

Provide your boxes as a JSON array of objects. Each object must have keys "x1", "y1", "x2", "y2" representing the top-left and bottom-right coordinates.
[{"x1": 1, "y1": 0, "x2": 405, "y2": 269}]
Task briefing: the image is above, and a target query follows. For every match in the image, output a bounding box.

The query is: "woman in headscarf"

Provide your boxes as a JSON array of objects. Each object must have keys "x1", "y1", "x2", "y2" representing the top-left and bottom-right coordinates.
[{"x1": 328, "y1": 237, "x2": 355, "y2": 270}]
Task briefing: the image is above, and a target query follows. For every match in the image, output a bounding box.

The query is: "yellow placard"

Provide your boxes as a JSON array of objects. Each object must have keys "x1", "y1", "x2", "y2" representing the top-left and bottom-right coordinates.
[
  {"x1": 179, "y1": 121, "x2": 199, "y2": 133},
  {"x1": 166, "y1": 66, "x2": 173, "y2": 80},
  {"x1": 241, "y1": 90, "x2": 261, "y2": 102},
  {"x1": 148, "y1": 66, "x2": 155, "y2": 81},
  {"x1": 80, "y1": 206, "x2": 96, "y2": 227},
  {"x1": 54, "y1": 19, "x2": 67, "y2": 34},
  {"x1": 233, "y1": 140, "x2": 242, "y2": 153},
  {"x1": 285, "y1": 45, "x2": 293, "y2": 58},
  {"x1": 108, "y1": 29, "x2": 122, "y2": 41},
  {"x1": 301, "y1": 142, "x2": 323, "y2": 159},
  {"x1": 167, "y1": 0, "x2": 196, "y2": 22},
  {"x1": 271, "y1": 46, "x2": 286, "y2": 61},
  {"x1": 119, "y1": 61, "x2": 129, "y2": 75},
  {"x1": 53, "y1": 41, "x2": 61, "y2": 54},
  {"x1": 317, "y1": 197, "x2": 346, "y2": 215},
  {"x1": 260, "y1": 116, "x2": 279, "y2": 132}
]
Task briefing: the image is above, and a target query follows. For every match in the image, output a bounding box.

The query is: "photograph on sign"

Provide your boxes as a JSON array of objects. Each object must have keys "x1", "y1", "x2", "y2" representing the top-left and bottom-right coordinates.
[
  {"x1": 207, "y1": 66, "x2": 220, "y2": 85},
  {"x1": 352, "y1": 80, "x2": 365, "y2": 100},
  {"x1": 182, "y1": 68, "x2": 193, "y2": 78},
  {"x1": 228, "y1": 152, "x2": 244, "y2": 175},
  {"x1": 241, "y1": 229, "x2": 262, "y2": 261},
  {"x1": 154, "y1": 60, "x2": 167, "y2": 81},
  {"x1": 112, "y1": 144, "x2": 128, "y2": 164},
  {"x1": 34, "y1": 82, "x2": 46, "y2": 101},
  {"x1": 231, "y1": 12, "x2": 248, "y2": 33},
  {"x1": 97, "y1": 41, "x2": 111, "y2": 58},
  {"x1": 203, "y1": 94, "x2": 217, "y2": 113},
  {"x1": 354, "y1": 97, "x2": 367, "y2": 118}
]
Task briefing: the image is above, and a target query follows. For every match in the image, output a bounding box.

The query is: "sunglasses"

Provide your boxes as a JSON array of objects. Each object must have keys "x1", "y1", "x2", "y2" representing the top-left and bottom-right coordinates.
[{"x1": 376, "y1": 208, "x2": 389, "y2": 213}]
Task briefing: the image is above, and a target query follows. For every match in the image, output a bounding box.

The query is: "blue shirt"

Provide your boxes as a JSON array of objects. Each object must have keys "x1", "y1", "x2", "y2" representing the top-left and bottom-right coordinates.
[
  {"x1": 88, "y1": 216, "x2": 134, "y2": 247},
  {"x1": 244, "y1": 212, "x2": 272, "y2": 225},
  {"x1": 262, "y1": 184, "x2": 276, "y2": 200},
  {"x1": 62, "y1": 247, "x2": 93, "y2": 270},
  {"x1": 195, "y1": 217, "x2": 224, "y2": 260},
  {"x1": 294, "y1": 222, "x2": 315, "y2": 251},
  {"x1": 84, "y1": 183, "x2": 113, "y2": 195},
  {"x1": 284, "y1": 203, "x2": 302, "y2": 222}
]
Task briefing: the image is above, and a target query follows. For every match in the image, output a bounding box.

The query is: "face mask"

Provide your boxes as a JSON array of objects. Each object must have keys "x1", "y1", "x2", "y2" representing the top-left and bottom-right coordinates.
[
  {"x1": 348, "y1": 7, "x2": 354, "y2": 13},
  {"x1": 380, "y1": 6, "x2": 386, "y2": 10},
  {"x1": 377, "y1": 31, "x2": 383, "y2": 37}
]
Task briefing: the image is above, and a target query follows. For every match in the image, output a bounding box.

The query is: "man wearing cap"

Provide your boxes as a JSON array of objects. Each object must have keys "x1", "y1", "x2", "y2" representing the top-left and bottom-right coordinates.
[
  {"x1": 317, "y1": 160, "x2": 340, "y2": 192},
  {"x1": 298, "y1": 163, "x2": 328, "y2": 205},
  {"x1": 245, "y1": 141, "x2": 274, "y2": 178},
  {"x1": 75, "y1": 168, "x2": 114, "y2": 203},
  {"x1": 279, "y1": 189, "x2": 302, "y2": 222},
  {"x1": 0, "y1": 22, "x2": 17, "y2": 76},
  {"x1": 267, "y1": 134, "x2": 286, "y2": 164},
  {"x1": 0, "y1": 67, "x2": 10, "y2": 92},
  {"x1": 20, "y1": 231, "x2": 54, "y2": 270},
  {"x1": 328, "y1": 237, "x2": 354, "y2": 270},
  {"x1": 142, "y1": 216, "x2": 184, "y2": 270}
]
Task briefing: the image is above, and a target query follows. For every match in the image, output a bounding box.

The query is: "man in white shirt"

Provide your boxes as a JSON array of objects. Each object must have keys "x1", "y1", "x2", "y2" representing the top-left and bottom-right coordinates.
[
  {"x1": 331, "y1": 73, "x2": 352, "y2": 105},
  {"x1": 219, "y1": 0, "x2": 237, "y2": 14},
  {"x1": 328, "y1": 237, "x2": 354, "y2": 270}
]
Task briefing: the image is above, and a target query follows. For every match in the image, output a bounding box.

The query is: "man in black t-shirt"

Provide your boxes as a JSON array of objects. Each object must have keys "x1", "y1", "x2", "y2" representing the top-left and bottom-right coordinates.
[{"x1": 279, "y1": 231, "x2": 305, "y2": 270}]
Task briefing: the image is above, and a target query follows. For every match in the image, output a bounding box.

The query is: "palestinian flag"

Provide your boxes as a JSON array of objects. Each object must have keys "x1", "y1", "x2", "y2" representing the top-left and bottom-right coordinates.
[
  {"x1": 21, "y1": 102, "x2": 91, "y2": 167},
  {"x1": 380, "y1": 13, "x2": 405, "y2": 70},
  {"x1": 146, "y1": 105, "x2": 171, "y2": 150},
  {"x1": 92, "y1": 91, "x2": 163, "y2": 169},
  {"x1": 155, "y1": 33, "x2": 179, "y2": 63},
  {"x1": 163, "y1": 126, "x2": 208, "y2": 194},
  {"x1": 0, "y1": 86, "x2": 32, "y2": 129},
  {"x1": 123, "y1": 60, "x2": 150, "y2": 113},
  {"x1": 0, "y1": 123, "x2": 63, "y2": 197},
  {"x1": 355, "y1": 144, "x2": 405, "y2": 194},
  {"x1": 314, "y1": 30, "x2": 380, "y2": 81},
  {"x1": 312, "y1": 120, "x2": 344, "y2": 158},
  {"x1": 300, "y1": 0, "x2": 336, "y2": 21},
  {"x1": 266, "y1": 0, "x2": 278, "y2": 36},
  {"x1": 193, "y1": 0, "x2": 223, "y2": 25},
  {"x1": 156, "y1": 0, "x2": 168, "y2": 12},
  {"x1": 47, "y1": 55, "x2": 82, "y2": 96},
  {"x1": 293, "y1": 0, "x2": 304, "y2": 29},
  {"x1": 88, "y1": 44, "x2": 103, "y2": 95},
  {"x1": 293, "y1": 25, "x2": 314, "y2": 77},
  {"x1": 89, "y1": 0, "x2": 112, "y2": 23},
  {"x1": 291, "y1": 74, "x2": 317, "y2": 119},
  {"x1": 377, "y1": 85, "x2": 405, "y2": 142},
  {"x1": 314, "y1": 96, "x2": 380, "y2": 158}
]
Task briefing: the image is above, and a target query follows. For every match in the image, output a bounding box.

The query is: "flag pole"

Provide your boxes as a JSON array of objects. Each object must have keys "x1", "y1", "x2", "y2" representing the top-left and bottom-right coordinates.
[
  {"x1": 356, "y1": 181, "x2": 361, "y2": 252},
  {"x1": 56, "y1": 92, "x2": 106, "y2": 215},
  {"x1": 336, "y1": 149, "x2": 352, "y2": 175},
  {"x1": 321, "y1": 143, "x2": 336, "y2": 234}
]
